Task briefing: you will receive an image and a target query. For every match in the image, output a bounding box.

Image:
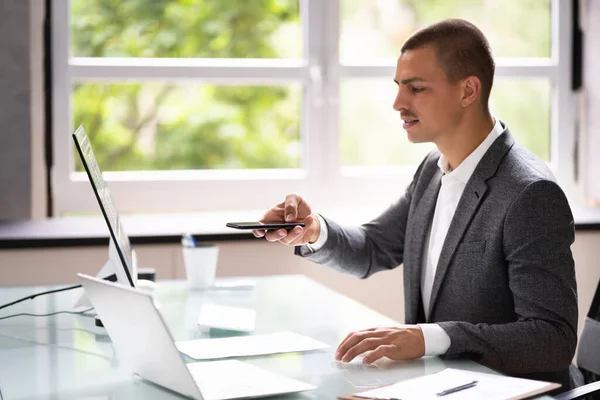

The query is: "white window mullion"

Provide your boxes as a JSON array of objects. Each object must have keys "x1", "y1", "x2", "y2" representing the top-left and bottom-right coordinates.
[
  {"x1": 313, "y1": 0, "x2": 341, "y2": 210},
  {"x1": 62, "y1": 178, "x2": 310, "y2": 215},
  {"x1": 552, "y1": 0, "x2": 577, "y2": 201},
  {"x1": 302, "y1": 0, "x2": 327, "y2": 206},
  {"x1": 340, "y1": 61, "x2": 557, "y2": 80},
  {"x1": 51, "y1": 0, "x2": 72, "y2": 216},
  {"x1": 70, "y1": 58, "x2": 310, "y2": 83},
  {"x1": 300, "y1": 0, "x2": 314, "y2": 180},
  {"x1": 340, "y1": 65, "x2": 395, "y2": 79}
]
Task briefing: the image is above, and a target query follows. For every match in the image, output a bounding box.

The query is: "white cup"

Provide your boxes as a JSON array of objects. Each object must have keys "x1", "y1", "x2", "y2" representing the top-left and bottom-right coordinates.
[{"x1": 182, "y1": 244, "x2": 219, "y2": 289}]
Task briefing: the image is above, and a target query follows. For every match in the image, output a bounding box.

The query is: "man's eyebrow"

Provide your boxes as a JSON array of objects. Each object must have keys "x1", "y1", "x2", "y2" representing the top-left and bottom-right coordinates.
[{"x1": 393, "y1": 77, "x2": 426, "y2": 85}]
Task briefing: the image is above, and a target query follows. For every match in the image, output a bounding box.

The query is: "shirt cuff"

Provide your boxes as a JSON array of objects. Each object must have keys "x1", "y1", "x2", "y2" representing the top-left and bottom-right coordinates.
[
  {"x1": 418, "y1": 323, "x2": 451, "y2": 356},
  {"x1": 304, "y1": 214, "x2": 328, "y2": 252}
]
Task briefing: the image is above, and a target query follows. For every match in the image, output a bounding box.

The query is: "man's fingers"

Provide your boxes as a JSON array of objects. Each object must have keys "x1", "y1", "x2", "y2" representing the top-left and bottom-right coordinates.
[
  {"x1": 280, "y1": 226, "x2": 304, "y2": 245},
  {"x1": 341, "y1": 337, "x2": 383, "y2": 363},
  {"x1": 362, "y1": 345, "x2": 394, "y2": 364},
  {"x1": 335, "y1": 330, "x2": 383, "y2": 361},
  {"x1": 286, "y1": 230, "x2": 317, "y2": 246},
  {"x1": 264, "y1": 229, "x2": 288, "y2": 242},
  {"x1": 252, "y1": 229, "x2": 266, "y2": 238},
  {"x1": 336, "y1": 333, "x2": 362, "y2": 359},
  {"x1": 338, "y1": 328, "x2": 378, "y2": 353},
  {"x1": 282, "y1": 220, "x2": 320, "y2": 246},
  {"x1": 336, "y1": 328, "x2": 378, "y2": 358},
  {"x1": 303, "y1": 214, "x2": 316, "y2": 233},
  {"x1": 259, "y1": 207, "x2": 284, "y2": 223},
  {"x1": 284, "y1": 193, "x2": 301, "y2": 222},
  {"x1": 262, "y1": 216, "x2": 317, "y2": 246},
  {"x1": 256, "y1": 194, "x2": 314, "y2": 245},
  {"x1": 302, "y1": 215, "x2": 320, "y2": 244}
]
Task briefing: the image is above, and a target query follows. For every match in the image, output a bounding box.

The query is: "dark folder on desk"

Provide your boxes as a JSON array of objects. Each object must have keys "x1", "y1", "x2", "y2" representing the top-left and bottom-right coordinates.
[{"x1": 338, "y1": 368, "x2": 560, "y2": 400}]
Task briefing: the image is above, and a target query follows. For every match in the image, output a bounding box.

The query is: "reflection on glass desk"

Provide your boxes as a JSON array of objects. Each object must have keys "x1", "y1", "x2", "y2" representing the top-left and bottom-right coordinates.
[{"x1": 0, "y1": 275, "x2": 554, "y2": 399}]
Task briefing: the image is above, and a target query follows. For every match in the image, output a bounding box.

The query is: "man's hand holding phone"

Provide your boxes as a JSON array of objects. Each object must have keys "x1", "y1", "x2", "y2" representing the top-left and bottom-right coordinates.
[{"x1": 253, "y1": 193, "x2": 321, "y2": 246}]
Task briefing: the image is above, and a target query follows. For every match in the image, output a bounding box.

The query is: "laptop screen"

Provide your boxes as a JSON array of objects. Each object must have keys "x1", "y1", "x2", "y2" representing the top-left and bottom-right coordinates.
[{"x1": 72, "y1": 126, "x2": 135, "y2": 287}]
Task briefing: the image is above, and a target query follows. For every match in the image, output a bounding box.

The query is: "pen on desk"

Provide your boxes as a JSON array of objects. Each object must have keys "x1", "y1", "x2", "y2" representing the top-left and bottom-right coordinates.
[
  {"x1": 181, "y1": 233, "x2": 197, "y2": 248},
  {"x1": 436, "y1": 380, "x2": 478, "y2": 396}
]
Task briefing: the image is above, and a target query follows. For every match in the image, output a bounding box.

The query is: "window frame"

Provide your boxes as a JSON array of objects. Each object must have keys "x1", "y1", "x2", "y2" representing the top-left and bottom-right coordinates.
[{"x1": 51, "y1": 0, "x2": 577, "y2": 216}]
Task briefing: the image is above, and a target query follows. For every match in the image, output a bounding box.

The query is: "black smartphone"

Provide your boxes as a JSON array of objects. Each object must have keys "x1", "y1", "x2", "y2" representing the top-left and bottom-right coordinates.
[{"x1": 226, "y1": 221, "x2": 305, "y2": 230}]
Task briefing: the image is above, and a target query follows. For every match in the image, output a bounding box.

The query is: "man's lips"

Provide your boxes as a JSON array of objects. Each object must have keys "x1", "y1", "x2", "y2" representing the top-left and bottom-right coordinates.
[{"x1": 402, "y1": 118, "x2": 419, "y2": 129}]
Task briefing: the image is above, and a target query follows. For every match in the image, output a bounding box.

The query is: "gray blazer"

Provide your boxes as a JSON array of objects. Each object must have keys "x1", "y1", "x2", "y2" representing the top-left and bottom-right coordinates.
[{"x1": 296, "y1": 124, "x2": 578, "y2": 387}]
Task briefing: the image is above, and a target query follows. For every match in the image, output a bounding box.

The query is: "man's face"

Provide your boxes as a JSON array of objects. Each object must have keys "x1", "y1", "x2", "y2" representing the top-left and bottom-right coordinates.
[{"x1": 393, "y1": 46, "x2": 464, "y2": 143}]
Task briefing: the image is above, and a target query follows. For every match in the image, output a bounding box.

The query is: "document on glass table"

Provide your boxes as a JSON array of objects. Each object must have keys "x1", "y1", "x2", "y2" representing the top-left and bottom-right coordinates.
[
  {"x1": 175, "y1": 331, "x2": 330, "y2": 360},
  {"x1": 197, "y1": 304, "x2": 256, "y2": 332},
  {"x1": 339, "y1": 368, "x2": 560, "y2": 400}
]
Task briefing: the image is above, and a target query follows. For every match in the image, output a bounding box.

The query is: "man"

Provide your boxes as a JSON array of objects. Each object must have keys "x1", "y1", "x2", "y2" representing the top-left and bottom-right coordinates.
[{"x1": 253, "y1": 19, "x2": 577, "y2": 388}]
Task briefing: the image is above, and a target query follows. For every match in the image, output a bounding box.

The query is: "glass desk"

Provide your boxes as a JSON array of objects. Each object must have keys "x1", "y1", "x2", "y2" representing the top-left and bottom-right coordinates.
[{"x1": 0, "y1": 275, "x2": 553, "y2": 399}]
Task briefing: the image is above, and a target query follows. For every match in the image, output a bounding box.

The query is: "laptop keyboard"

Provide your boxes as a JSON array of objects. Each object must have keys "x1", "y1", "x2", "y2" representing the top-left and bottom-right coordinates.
[{"x1": 187, "y1": 360, "x2": 314, "y2": 400}]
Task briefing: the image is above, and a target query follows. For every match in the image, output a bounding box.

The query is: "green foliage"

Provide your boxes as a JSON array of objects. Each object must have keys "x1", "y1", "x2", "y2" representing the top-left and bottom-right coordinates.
[
  {"x1": 71, "y1": 0, "x2": 300, "y2": 58},
  {"x1": 71, "y1": 0, "x2": 301, "y2": 171}
]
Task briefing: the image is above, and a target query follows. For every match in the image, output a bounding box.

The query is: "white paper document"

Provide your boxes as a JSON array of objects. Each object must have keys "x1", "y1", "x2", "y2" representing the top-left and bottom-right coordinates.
[
  {"x1": 188, "y1": 360, "x2": 315, "y2": 400},
  {"x1": 213, "y1": 279, "x2": 256, "y2": 290},
  {"x1": 197, "y1": 304, "x2": 256, "y2": 332},
  {"x1": 176, "y1": 331, "x2": 330, "y2": 360},
  {"x1": 350, "y1": 368, "x2": 560, "y2": 400}
]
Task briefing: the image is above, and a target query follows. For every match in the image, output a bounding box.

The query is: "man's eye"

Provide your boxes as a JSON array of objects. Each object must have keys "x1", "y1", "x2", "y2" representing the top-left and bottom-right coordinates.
[{"x1": 412, "y1": 87, "x2": 425, "y2": 93}]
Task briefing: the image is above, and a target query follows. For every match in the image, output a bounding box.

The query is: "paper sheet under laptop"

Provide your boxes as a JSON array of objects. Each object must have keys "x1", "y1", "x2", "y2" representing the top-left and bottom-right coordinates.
[
  {"x1": 342, "y1": 368, "x2": 559, "y2": 400},
  {"x1": 176, "y1": 332, "x2": 330, "y2": 360},
  {"x1": 197, "y1": 304, "x2": 256, "y2": 332},
  {"x1": 188, "y1": 360, "x2": 316, "y2": 400}
]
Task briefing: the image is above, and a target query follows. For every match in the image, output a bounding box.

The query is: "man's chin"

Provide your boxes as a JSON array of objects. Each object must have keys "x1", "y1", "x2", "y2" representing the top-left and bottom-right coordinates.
[
  {"x1": 406, "y1": 130, "x2": 426, "y2": 144},
  {"x1": 405, "y1": 125, "x2": 435, "y2": 144}
]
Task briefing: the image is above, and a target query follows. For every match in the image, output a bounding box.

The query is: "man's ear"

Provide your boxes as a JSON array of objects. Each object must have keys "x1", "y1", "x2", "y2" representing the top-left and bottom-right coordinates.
[{"x1": 461, "y1": 76, "x2": 481, "y2": 108}]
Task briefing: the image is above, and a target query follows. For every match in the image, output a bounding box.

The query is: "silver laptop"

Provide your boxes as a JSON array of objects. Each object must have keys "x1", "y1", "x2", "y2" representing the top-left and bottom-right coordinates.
[{"x1": 77, "y1": 273, "x2": 315, "y2": 400}]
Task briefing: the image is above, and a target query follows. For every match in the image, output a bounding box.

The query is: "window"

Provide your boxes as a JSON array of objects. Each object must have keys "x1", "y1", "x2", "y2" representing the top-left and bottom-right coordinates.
[{"x1": 52, "y1": 0, "x2": 575, "y2": 215}]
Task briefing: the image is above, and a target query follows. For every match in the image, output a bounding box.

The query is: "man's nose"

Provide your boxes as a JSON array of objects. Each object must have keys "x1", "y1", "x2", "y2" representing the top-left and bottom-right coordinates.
[{"x1": 393, "y1": 87, "x2": 409, "y2": 111}]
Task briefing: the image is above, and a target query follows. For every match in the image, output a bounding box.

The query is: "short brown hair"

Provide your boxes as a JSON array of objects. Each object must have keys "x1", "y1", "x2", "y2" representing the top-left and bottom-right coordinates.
[{"x1": 401, "y1": 19, "x2": 495, "y2": 110}]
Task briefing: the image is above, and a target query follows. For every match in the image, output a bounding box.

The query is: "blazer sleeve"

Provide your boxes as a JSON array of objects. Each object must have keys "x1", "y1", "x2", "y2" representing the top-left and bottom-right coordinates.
[
  {"x1": 293, "y1": 156, "x2": 429, "y2": 279},
  {"x1": 437, "y1": 180, "x2": 578, "y2": 374}
]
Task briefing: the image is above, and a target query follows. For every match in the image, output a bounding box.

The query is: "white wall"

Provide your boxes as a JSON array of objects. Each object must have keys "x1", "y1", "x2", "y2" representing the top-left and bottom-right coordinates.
[{"x1": 1, "y1": 232, "x2": 598, "y2": 335}]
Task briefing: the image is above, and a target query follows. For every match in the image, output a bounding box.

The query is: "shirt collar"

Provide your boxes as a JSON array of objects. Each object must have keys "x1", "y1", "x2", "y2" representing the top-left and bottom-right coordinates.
[{"x1": 437, "y1": 118, "x2": 504, "y2": 184}]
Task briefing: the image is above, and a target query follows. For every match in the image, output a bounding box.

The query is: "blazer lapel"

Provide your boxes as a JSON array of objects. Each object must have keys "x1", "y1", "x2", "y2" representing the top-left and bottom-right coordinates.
[
  {"x1": 427, "y1": 126, "x2": 516, "y2": 318},
  {"x1": 405, "y1": 167, "x2": 442, "y2": 324},
  {"x1": 427, "y1": 176, "x2": 487, "y2": 318}
]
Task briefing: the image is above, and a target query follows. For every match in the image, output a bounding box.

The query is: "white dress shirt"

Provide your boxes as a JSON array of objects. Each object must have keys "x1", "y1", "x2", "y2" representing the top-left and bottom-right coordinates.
[{"x1": 306, "y1": 118, "x2": 503, "y2": 357}]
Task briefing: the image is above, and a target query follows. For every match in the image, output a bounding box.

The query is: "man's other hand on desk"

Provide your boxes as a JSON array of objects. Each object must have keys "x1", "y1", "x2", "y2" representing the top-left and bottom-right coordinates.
[
  {"x1": 335, "y1": 326, "x2": 425, "y2": 364},
  {"x1": 252, "y1": 193, "x2": 321, "y2": 246}
]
